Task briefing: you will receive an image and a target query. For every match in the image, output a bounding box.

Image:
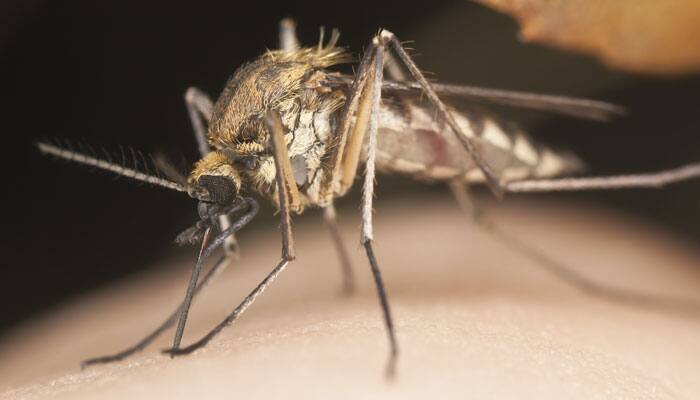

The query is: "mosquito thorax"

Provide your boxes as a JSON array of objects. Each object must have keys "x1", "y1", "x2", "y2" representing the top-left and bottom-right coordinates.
[{"x1": 189, "y1": 45, "x2": 353, "y2": 208}]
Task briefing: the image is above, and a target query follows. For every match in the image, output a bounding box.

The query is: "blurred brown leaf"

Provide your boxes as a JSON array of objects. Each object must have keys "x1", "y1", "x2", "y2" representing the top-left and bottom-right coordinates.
[{"x1": 475, "y1": 0, "x2": 700, "y2": 76}]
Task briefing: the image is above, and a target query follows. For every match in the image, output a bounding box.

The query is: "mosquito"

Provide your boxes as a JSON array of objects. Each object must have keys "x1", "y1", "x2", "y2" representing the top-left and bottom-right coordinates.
[{"x1": 36, "y1": 19, "x2": 700, "y2": 378}]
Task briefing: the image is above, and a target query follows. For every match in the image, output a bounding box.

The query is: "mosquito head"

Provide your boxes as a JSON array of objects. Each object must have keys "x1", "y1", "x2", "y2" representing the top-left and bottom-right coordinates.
[{"x1": 187, "y1": 150, "x2": 243, "y2": 205}]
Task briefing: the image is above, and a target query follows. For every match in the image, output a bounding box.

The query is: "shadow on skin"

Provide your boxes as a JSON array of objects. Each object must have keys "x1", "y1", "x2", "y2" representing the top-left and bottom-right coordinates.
[{"x1": 2, "y1": 195, "x2": 700, "y2": 399}]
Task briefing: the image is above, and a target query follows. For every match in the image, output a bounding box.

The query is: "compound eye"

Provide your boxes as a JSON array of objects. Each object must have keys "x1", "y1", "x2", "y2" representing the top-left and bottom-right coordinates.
[
  {"x1": 241, "y1": 156, "x2": 259, "y2": 170},
  {"x1": 198, "y1": 175, "x2": 237, "y2": 205}
]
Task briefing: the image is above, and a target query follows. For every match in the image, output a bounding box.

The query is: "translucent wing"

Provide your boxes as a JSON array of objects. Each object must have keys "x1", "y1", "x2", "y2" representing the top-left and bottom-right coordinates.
[{"x1": 329, "y1": 75, "x2": 626, "y2": 122}]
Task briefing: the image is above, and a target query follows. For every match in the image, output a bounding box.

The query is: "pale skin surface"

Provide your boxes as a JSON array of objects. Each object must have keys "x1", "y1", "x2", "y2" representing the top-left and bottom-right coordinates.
[{"x1": 2, "y1": 195, "x2": 700, "y2": 399}]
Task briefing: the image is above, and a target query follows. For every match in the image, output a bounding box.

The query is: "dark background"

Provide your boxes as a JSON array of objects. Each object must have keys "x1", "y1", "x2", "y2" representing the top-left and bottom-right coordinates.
[{"x1": 3, "y1": 0, "x2": 700, "y2": 336}]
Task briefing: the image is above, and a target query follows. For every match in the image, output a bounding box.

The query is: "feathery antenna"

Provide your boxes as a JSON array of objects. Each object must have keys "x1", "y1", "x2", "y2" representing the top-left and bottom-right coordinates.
[{"x1": 36, "y1": 140, "x2": 188, "y2": 193}]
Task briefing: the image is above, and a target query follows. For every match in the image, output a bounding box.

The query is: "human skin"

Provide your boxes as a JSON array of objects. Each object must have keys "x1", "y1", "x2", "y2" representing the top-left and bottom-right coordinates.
[{"x1": 2, "y1": 196, "x2": 700, "y2": 399}]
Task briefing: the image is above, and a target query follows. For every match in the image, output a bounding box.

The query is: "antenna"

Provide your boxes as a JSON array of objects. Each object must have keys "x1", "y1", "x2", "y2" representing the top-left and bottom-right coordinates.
[{"x1": 36, "y1": 140, "x2": 188, "y2": 193}]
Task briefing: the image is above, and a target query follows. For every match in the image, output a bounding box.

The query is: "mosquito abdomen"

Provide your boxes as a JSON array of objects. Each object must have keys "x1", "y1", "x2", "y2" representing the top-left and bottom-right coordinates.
[{"x1": 374, "y1": 100, "x2": 584, "y2": 183}]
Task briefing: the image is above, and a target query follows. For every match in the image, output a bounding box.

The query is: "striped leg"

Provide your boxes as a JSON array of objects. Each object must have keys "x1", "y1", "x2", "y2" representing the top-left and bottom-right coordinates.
[
  {"x1": 316, "y1": 31, "x2": 399, "y2": 377},
  {"x1": 359, "y1": 35, "x2": 399, "y2": 379}
]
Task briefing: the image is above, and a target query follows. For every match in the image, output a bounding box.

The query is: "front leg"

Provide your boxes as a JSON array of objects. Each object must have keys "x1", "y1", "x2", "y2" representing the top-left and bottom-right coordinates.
[
  {"x1": 184, "y1": 87, "x2": 214, "y2": 156},
  {"x1": 170, "y1": 198, "x2": 259, "y2": 352},
  {"x1": 165, "y1": 111, "x2": 298, "y2": 356},
  {"x1": 185, "y1": 86, "x2": 239, "y2": 256},
  {"x1": 266, "y1": 111, "x2": 299, "y2": 256}
]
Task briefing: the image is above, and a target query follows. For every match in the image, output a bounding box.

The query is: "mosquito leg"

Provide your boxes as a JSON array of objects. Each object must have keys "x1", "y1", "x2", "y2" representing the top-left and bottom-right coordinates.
[
  {"x1": 384, "y1": 47, "x2": 407, "y2": 82},
  {"x1": 266, "y1": 110, "x2": 300, "y2": 254},
  {"x1": 164, "y1": 257, "x2": 292, "y2": 357},
  {"x1": 447, "y1": 180, "x2": 484, "y2": 222},
  {"x1": 327, "y1": 33, "x2": 387, "y2": 195},
  {"x1": 319, "y1": 33, "x2": 398, "y2": 375},
  {"x1": 184, "y1": 86, "x2": 238, "y2": 255},
  {"x1": 165, "y1": 113, "x2": 297, "y2": 356},
  {"x1": 267, "y1": 110, "x2": 303, "y2": 214},
  {"x1": 448, "y1": 179, "x2": 595, "y2": 281},
  {"x1": 338, "y1": 55, "x2": 379, "y2": 191},
  {"x1": 448, "y1": 180, "x2": 700, "y2": 319},
  {"x1": 319, "y1": 36, "x2": 377, "y2": 202},
  {"x1": 279, "y1": 18, "x2": 300, "y2": 52},
  {"x1": 81, "y1": 90, "x2": 243, "y2": 367},
  {"x1": 171, "y1": 199, "x2": 259, "y2": 352},
  {"x1": 323, "y1": 205, "x2": 355, "y2": 295},
  {"x1": 379, "y1": 30, "x2": 504, "y2": 197},
  {"x1": 81, "y1": 252, "x2": 232, "y2": 367},
  {"x1": 359, "y1": 41, "x2": 399, "y2": 379},
  {"x1": 184, "y1": 87, "x2": 214, "y2": 157},
  {"x1": 505, "y1": 163, "x2": 700, "y2": 192},
  {"x1": 171, "y1": 227, "x2": 211, "y2": 352}
]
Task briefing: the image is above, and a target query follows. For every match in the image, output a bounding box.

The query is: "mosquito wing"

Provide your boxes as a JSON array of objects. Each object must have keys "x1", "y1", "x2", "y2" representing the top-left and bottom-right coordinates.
[{"x1": 329, "y1": 75, "x2": 626, "y2": 122}]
